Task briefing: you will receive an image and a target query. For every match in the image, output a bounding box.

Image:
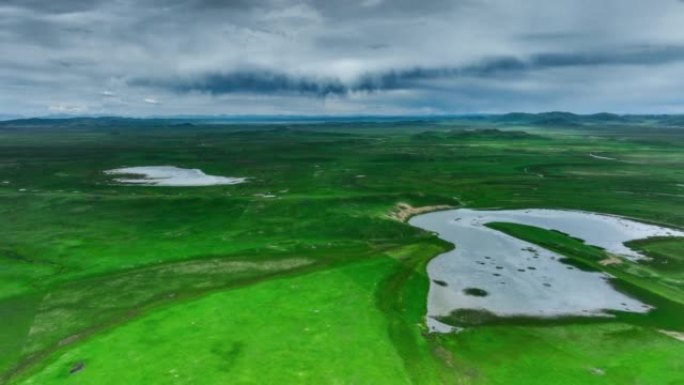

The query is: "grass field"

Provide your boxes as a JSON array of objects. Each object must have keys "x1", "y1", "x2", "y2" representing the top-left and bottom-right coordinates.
[
  {"x1": 14, "y1": 258, "x2": 416, "y2": 385},
  {"x1": 1, "y1": 117, "x2": 683, "y2": 384}
]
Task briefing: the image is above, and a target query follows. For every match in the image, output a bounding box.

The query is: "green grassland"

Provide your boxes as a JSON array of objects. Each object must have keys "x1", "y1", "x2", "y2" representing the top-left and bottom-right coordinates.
[
  {"x1": 14, "y1": 258, "x2": 416, "y2": 385},
  {"x1": 1, "y1": 118, "x2": 683, "y2": 384}
]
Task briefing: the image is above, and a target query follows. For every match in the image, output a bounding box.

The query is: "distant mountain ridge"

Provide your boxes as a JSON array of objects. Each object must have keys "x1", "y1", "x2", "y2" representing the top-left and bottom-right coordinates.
[{"x1": 1, "y1": 112, "x2": 683, "y2": 129}]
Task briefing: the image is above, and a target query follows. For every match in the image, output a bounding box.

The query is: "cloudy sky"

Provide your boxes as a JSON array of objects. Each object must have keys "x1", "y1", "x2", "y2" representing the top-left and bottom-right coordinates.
[{"x1": 2, "y1": 0, "x2": 684, "y2": 117}]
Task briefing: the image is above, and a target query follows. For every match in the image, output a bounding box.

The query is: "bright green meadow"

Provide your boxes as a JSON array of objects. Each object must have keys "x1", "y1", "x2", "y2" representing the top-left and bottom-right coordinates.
[{"x1": 0, "y1": 115, "x2": 683, "y2": 384}]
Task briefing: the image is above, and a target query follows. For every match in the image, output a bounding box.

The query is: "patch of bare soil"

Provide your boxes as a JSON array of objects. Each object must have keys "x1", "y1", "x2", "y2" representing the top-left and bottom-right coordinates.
[
  {"x1": 387, "y1": 202, "x2": 452, "y2": 222},
  {"x1": 599, "y1": 256, "x2": 623, "y2": 266},
  {"x1": 659, "y1": 329, "x2": 684, "y2": 342}
]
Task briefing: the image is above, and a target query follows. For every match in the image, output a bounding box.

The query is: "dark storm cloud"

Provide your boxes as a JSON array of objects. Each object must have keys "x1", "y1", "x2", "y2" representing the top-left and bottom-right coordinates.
[
  {"x1": 1, "y1": 0, "x2": 97, "y2": 14},
  {"x1": 2, "y1": 0, "x2": 684, "y2": 116},
  {"x1": 308, "y1": 0, "x2": 472, "y2": 18},
  {"x1": 135, "y1": 71, "x2": 348, "y2": 96},
  {"x1": 2, "y1": 0, "x2": 261, "y2": 13},
  {"x1": 136, "y1": 45, "x2": 684, "y2": 96}
]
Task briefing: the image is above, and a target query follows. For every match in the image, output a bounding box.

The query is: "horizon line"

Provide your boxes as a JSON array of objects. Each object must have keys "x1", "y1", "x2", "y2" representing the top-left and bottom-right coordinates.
[{"x1": 2, "y1": 111, "x2": 683, "y2": 123}]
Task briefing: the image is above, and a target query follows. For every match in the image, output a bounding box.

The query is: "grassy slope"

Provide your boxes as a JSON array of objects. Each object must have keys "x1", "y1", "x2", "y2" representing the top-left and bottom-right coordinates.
[
  {"x1": 15, "y1": 221, "x2": 684, "y2": 385},
  {"x1": 377, "y1": 242, "x2": 457, "y2": 385},
  {"x1": 626, "y1": 237, "x2": 684, "y2": 279},
  {"x1": 1, "y1": 123, "x2": 683, "y2": 384},
  {"x1": 439, "y1": 323, "x2": 684, "y2": 385},
  {"x1": 13, "y1": 258, "x2": 414, "y2": 385}
]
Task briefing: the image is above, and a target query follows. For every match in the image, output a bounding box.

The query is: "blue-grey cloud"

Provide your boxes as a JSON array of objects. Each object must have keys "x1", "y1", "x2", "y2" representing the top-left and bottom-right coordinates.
[
  {"x1": 134, "y1": 45, "x2": 684, "y2": 97},
  {"x1": 134, "y1": 72, "x2": 348, "y2": 96}
]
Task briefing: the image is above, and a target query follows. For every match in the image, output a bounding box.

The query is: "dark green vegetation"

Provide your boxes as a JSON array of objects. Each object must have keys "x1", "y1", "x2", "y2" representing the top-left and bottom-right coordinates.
[
  {"x1": 627, "y1": 237, "x2": 684, "y2": 275},
  {"x1": 1, "y1": 116, "x2": 683, "y2": 384},
  {"x1": 463, "y1": 288, "x2": 489, "y2": 297}
]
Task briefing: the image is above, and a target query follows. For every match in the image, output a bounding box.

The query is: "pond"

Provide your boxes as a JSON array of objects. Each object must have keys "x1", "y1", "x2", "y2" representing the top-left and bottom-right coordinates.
[{"x1": 104, "y1": 166, "x2": 247, "y2": 186}]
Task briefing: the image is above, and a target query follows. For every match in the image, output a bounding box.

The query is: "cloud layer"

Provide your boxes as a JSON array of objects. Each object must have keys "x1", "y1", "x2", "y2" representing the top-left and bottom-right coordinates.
[{"x1": 2, "y1": 0, "x2": 684, "y2": 116}]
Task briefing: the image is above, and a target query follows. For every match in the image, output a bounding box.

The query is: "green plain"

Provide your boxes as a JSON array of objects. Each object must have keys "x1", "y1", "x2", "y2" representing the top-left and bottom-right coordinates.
[{"x1": 1, "y1": 118, "x2": 683, "y2": 384}]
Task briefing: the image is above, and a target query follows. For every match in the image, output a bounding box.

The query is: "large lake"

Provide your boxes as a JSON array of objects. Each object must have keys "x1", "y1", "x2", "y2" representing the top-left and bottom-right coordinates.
[{"x1": 409, "y1": 208, "x2": 684, "y2": 332}]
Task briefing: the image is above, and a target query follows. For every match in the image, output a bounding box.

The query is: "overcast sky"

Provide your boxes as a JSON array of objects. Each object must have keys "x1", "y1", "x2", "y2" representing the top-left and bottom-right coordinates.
[{"x1": 2, "y1": 0, "x2": 684, "y2": 117}]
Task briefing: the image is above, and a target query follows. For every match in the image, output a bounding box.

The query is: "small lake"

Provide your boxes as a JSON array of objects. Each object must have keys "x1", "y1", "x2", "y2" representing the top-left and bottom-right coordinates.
[
  {"x1": 409, "y1": 208, "x2": 684, "y2": 332},
  {"x1": 105, "y1": 166, "x2": 247, "y2": 186}
]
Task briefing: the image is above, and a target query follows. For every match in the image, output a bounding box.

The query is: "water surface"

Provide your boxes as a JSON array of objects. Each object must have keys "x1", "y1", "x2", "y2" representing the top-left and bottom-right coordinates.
[
  {"x1": 105, "y1": 166, "x2": 247, "y2": 186},
  {"x1": 409, "y1": 208, "x2": 684, "y2": 332}
]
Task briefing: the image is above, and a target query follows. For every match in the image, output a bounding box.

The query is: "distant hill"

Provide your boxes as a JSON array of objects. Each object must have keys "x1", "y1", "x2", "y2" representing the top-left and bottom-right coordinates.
[
  {"x1": 0, "y1": 117, "x2": 189, "y2": 131},
  {"x1": 413, "y1": 128, "x2": 543, "y2": 141},
  {"x1": 1, "y1": 113, "x2": 683, "y2": 130},
  {"x1": 494, "y1": 112, "x2": 683, "y2": 128},
  {"x1": 496, "y1": 112, "x2": 582, "y2": 126},
  {"x1": 587, "y1": 112, "x2": 628, "y2": 122}
]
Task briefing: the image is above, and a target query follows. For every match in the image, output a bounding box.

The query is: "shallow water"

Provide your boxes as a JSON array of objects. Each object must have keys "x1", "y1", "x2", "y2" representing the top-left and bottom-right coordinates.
[
  {"x1": 409, "y1": 208, "x2": 684, "y2": 332},
  {"x1": 104, "y1": 166, "x2": 247, "y2": 186}
]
